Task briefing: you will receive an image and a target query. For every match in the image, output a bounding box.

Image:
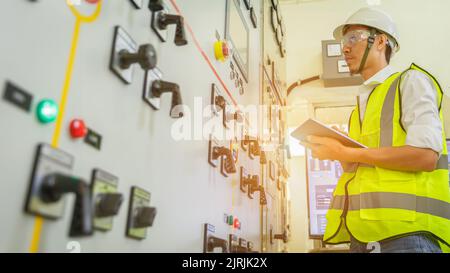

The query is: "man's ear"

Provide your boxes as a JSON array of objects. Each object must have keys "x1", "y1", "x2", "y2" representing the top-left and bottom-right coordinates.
[{"x1": 377, "y1": 34, "x2": 388, "y2": 51}]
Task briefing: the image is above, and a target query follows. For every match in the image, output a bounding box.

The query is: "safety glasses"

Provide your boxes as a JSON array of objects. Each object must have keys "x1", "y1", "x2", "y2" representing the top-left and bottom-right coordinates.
[{"x1": 340, "y1": 29, "x2": 374, "y2": 48}]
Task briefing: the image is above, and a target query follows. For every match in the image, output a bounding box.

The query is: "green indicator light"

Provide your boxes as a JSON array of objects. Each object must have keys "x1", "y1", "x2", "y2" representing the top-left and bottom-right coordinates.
[
  {"x1": 36, "y1": 99, "x2": 58, "y2": 124},
  {"x1": 227, "y1": 215, "x2": 234, "y2": 225}
]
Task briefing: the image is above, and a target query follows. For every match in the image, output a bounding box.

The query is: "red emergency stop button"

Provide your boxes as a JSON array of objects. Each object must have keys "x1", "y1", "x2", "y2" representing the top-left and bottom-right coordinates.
[
  {"x1": 70, "y1": 119, "x2": 88, "y2": 139},
  {"x1": 85, "y1": 0, "x2": 100, "y2": 4}
]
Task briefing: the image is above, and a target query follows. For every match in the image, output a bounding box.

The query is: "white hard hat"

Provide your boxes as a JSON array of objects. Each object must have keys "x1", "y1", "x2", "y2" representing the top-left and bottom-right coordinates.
[{"x1": 333, "y1": 7, "x2": 400, "y2": 52}]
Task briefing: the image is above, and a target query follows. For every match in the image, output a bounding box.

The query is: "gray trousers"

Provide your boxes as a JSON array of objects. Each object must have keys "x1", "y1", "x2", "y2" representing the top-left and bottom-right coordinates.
[{"x1": 350, "y1": 233, "x2": 443, "y2": 253}]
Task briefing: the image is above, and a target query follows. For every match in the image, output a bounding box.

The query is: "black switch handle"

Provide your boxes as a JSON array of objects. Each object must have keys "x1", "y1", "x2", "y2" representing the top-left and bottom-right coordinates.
[
  {"x1": 248, "y1": 183, "x2": 267, "y2": 205},
  {"x1": 207, "y1": 236, "x2": 228, "y2": 253},
  {"x1": 96, "y1": 193, "x2": 123, "y2": 218},
  {"x1": 119, "y1": 44, "x2": 157, "y2": 70},
  {"x1": 243, "y1": 174, "x2": 259, "y2": 188},
  {"x1": 250, "y1": 175, "x2": 259, "y2": 187},
  {"x1": 214, "y1": 96, "x2": 227, "y2": 127},
  {"x1": 212, "y1": 146, "x2": 226, "y2": 161},
  {"x1": 157, "y1": 13, "x2": 188, "y2": 46},
  {"x1": 248, "y1": 178, "x2": 260, "y2": 194},
  {"x1": 247, "y1": 242, "x2": 258, "y2": 253},
  {"x1": 133, "y1": 207, "x2": 157, "y2": 228},
  {"x1": 233, "y1": 245, "x2": 248, "y2": 253},
  {"x1": 40, "y1": 173, "x2": 93, "y2": 237},
  {"x1": 151, "y1": 80, "x2": 184, "y2": 118},
  {"x1": 274, "y1": 231, "x2": 288, "y2": 243},
  {"x1": 212, "y1": 147, "x2": 236, "y2": 174},
  {"x1": 223, "y1": 154, "x2": 237, "y2": 174},
  {"x1": 249, "y1": 141, "x2": 261, "y2": 157}
]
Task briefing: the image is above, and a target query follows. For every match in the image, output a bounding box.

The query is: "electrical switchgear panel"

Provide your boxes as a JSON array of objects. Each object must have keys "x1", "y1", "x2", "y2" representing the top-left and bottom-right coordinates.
[{"x1": 0, "y1": 0, "x2": 289, "y2": 252}]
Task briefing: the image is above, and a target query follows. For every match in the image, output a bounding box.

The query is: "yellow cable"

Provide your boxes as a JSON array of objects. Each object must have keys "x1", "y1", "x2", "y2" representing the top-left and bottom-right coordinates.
[
  {"x1": 28, "y1": 217, "x2": 43, "y2": 253},
  {"x1": 29, "y1": 1, "x2": 102, "y2": 253},
  {"x1": 51, "y1": 18, "x2": 81, "y2": 148}
]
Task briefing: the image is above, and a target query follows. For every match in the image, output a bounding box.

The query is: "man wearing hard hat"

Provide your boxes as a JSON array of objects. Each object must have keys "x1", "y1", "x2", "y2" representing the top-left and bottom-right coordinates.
[{"x1": 304, "y1": 7, "x2": 450, "y2": 253}]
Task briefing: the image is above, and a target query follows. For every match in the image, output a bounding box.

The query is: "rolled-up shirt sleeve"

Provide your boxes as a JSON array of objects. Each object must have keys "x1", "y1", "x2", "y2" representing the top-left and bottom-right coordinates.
[{"x1": 400, "y1": 70, "x2": 443, "y2": 155}]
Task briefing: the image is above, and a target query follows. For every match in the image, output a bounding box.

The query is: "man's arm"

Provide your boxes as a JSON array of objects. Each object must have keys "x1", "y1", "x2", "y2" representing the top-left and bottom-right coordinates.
[
  {"x1": 303, "y1": 136, "x2": 439, "y2": 172},
  {"x1": 400, "y1": 70, "x2": 443, "y2": 157},
  {"x1": 346, "y1": 145, "x2": 438, "y2": 172}
]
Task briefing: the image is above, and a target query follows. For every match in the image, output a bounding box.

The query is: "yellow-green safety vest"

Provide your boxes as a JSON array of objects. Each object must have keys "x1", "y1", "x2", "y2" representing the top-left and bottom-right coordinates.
[{"x1": 323, "y1": 63, "x2": 450, "y2": 251}]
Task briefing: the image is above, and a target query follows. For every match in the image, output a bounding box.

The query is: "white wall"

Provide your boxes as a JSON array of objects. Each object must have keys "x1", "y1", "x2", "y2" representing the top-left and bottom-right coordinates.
[
  {"x1": 286, "y1": 156, "x2": 316, "y2": 252},
  {"x1": 285, "y1": 103, "x2": 316, "y2": 252},
  {"x1": 281, "y1": 0, "x2": 450, "y2": 252}
]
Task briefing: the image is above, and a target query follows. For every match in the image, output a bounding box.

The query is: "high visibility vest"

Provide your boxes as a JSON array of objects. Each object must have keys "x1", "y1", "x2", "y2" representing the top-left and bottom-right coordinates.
[{"x1": 323, "y1": 63, "x2": 450, "y2": 250}]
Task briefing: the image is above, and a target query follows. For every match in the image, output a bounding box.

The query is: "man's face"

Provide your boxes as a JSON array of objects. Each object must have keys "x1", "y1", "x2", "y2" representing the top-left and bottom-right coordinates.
[{"x1": 341, "y1": 25, "x2": 371, "y2": 74}]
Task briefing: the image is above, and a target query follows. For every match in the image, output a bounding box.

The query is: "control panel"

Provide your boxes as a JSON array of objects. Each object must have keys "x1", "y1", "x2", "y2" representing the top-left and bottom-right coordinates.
[
  {"x1": 260, "y1": 0, "x2": 291, "y2": 252},
  {"x1": 0, "y1": 0, "x2": 288, "y2": 252}
]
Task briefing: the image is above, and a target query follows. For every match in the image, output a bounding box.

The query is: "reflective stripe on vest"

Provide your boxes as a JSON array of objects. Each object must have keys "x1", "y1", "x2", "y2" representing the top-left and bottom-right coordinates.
[
  {"x1": 344, "y1": 154, "x2": 448, "y2": 172},
  {"x1": 380, "y1": 76, "x2": 399, "y2": 147},
  {"x1": 331, "y1": 193, "x2": 450, "y2": 220}
]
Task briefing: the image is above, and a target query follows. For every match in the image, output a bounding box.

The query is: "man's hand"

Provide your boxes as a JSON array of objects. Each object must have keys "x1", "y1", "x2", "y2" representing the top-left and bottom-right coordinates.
[{"x1": 301, "y1": 135, "x2": 351, "y2": 162}]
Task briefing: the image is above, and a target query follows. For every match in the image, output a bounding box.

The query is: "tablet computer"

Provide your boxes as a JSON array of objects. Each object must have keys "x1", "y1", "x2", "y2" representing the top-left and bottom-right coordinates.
[{"x1": 291, "y1": 118, "x2": 367, "y2": 148}]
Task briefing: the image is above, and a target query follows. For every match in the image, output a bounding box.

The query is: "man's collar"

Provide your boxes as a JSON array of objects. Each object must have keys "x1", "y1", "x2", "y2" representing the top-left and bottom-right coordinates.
[{"x1": 363, "y1": 65, "x2": 397, "y2": 86}]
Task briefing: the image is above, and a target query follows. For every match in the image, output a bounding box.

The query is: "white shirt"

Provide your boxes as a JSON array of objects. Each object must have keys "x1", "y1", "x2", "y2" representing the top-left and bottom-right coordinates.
[{"x1": 358, "y1": 65, "x2": 443, "y2": 155}]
